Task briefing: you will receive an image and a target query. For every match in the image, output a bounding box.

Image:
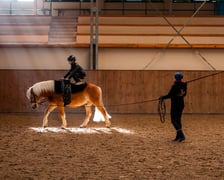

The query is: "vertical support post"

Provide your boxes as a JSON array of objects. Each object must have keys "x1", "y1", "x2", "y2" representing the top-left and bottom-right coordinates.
[
  {"x1": 89, "y1": 0, "x2": 99, "y2": 70},
  {"x1": 50, "y1": 0, "x2": 52, "y2": 16},
  {"x1": 90, "y1": 0, "x2": 94, "y2": 69},
  {"x1": 95, "y1": 0, "x2": 99, "y2": 69},
  {"x1": 9, "y1": 0, "x2": 12, "y2": 15},
  {"x1": 168, "y1": 0, "x2": 172, "y2": 15},
  {"x1": 144, "y1": 0, "x2": 147, "y2": 15},
  {"x1": 34, "y1": 0, "x2": 37, "y2": 15},
  {"x1": 79, "y1": 0, "x2": 81, "y2": 15},
  {"x1": 122, "y1": 1, "x2": 125, "y2": 15}
]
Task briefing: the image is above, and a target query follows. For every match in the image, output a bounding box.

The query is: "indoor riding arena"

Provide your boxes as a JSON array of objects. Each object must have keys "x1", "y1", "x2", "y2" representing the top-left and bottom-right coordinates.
[{"x1": 0, "y1": 1, "x2": 224, "y2": 179}]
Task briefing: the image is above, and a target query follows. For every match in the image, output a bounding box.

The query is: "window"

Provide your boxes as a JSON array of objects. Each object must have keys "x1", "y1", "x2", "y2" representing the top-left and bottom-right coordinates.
[
  {"x1": 105, "y1": 0, "x2": 163, "y2": 2},
  {"x1": 51, "y1": 0, "x2": 95, "y2": 2},
  {"x1": 0, "y1": 0, "x2": 34, "y2": 1},
  {"x1": 173, "y1": 0, "x2": 215, "y2": 2},
  {"x1": 173, "y1": 0, "x2": 191, "y2": 2}
]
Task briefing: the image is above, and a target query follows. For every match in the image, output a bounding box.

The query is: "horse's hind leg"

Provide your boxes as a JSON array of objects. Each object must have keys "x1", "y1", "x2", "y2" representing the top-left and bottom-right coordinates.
[
  {"x1": 80, "y1": 105, "x2": 92, "y2": 128},
  {"x1": 43, "y1": 105, "x2": 56, "y2": 128},
  {"x1": 97, "y1": 106, "x2": 111, "y2": 128}
]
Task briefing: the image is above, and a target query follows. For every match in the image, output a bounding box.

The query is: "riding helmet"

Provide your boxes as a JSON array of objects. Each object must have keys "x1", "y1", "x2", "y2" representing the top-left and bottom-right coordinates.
[
  {"x1": 67, "y1": 55, "x2": 76, "y2": 62},
  {"x1": 174, "y1": 72, "x2": 183, "y2": 80}
]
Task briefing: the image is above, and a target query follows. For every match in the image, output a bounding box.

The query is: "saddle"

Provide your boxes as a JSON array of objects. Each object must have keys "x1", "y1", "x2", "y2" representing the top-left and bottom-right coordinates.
[{"x1": 54, "y1": 79, "x2": 87, "y2": 94}]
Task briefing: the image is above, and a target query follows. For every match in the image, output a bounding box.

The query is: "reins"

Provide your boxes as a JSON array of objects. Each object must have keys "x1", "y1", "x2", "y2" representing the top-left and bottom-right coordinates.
[
  {"x1": 186, "y1": 71, "x2": 224, "y2": 84},
  {"x1": 30, "y1": 88, "x2": 37, "y2": 104},
  {"x1": 106, "y1": 98, "x2": 158, "y2": 107},
  {"x1": 38, "y1": 98, "x2": 48, "y2": 105}
]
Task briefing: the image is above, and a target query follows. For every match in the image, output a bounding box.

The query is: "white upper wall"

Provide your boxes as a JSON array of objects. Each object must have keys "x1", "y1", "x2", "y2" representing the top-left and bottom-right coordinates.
[
  {"x1": 0, "y1": 47, "x2": 223, "y2": 70},
  {"x1": 0, "y1": 47, "x2": 89, "y2": 70},
  {"x1": 98, "y1": 48, "x2": 224, "y2": 70}
]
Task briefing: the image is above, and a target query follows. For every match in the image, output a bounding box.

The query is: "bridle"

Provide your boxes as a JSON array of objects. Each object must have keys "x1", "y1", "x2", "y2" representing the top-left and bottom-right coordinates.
[
  {"x1": 30, "y1": 88, "x2": 37, "y2": 105},
  {"x1": 30, "y1": 88, "x2": 48, "y2": 106}
]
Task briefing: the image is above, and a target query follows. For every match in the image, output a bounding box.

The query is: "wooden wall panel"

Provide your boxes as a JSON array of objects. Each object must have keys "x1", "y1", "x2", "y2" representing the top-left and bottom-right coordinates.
[{"x1": 0, "y1": 70, "x2": 223, "y2": 114}]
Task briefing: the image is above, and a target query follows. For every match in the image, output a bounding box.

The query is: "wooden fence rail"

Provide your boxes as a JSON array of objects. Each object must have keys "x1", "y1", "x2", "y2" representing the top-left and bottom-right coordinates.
[{"x1": 0, "y1": 70, "x2": 223, "y2": 114}]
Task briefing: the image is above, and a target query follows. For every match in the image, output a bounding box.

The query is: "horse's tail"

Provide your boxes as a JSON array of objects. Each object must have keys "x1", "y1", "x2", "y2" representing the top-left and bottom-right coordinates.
[{"x1": 93, "y1": 107, "x2": 112, "y2": 122}]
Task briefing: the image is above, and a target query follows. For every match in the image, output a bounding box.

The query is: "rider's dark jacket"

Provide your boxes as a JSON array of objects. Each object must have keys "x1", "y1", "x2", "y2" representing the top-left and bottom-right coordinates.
[{"x1": 64, "y1": 62, "x2": 86, "y2": 82}]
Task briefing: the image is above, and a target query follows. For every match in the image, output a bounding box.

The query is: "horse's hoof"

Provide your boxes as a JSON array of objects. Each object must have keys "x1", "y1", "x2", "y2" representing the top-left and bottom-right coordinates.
[
  {"x1": 106, "y1": 121, "x2": 111, "y2": 128},
  {"x1": 80, "y1": 125, "x2": 86, "y2": 128}
]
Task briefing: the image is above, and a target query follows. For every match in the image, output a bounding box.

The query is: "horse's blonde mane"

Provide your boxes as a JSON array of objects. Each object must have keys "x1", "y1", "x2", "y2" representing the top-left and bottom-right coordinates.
[{"x1": 31, "y1": 80, "x2": 54, "y2": 96}]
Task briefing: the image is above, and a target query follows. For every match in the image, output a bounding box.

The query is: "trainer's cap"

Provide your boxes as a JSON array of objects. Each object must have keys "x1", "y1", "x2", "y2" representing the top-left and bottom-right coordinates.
[{"x1": 174, "y1": 72, "x2": 183, "y2": 80}]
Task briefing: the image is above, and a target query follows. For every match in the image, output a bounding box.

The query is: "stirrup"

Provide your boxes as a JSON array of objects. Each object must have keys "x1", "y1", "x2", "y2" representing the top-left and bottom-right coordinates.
[{"x1": 75, "y1": 81, "x2": 83, "y2": 85}]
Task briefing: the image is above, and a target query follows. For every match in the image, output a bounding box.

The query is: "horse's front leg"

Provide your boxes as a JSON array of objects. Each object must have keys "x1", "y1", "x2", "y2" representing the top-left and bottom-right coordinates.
[
  {"x1": 80, "y1": 105, "x2": 92, "y2": 128},
  {"x1": 57, "y1": 106, "x2": 67, "y2": 129},
  {"x1": 43, "y1": 105, "x2": 56, "y2": 128}
]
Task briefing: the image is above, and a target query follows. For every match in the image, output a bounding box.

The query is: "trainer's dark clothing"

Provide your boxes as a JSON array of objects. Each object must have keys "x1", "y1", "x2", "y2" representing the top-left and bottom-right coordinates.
[
  {"x1": 162, "y1": 80, "x2": 187, "y2": 130},
  {"x1": 64, "y1": 62, "x2": 86, "y2": 83}
]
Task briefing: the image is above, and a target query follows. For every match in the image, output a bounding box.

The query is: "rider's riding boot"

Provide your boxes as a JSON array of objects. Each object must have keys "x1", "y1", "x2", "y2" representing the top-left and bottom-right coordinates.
[{"x1": 63, "y1": 80, "x2": 71, "y2": 106}]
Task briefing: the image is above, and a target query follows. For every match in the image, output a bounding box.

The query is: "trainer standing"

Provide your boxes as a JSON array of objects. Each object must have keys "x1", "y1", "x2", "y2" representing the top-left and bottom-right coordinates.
[{"x1": 160, "y1": 72, "x2": 187, "y2": 142}]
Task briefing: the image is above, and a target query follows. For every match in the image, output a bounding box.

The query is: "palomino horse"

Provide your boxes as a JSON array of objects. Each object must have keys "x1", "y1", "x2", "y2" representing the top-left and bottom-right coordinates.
[{"x1": 26, "y1": 80, "x2": 111, "y2": 128}]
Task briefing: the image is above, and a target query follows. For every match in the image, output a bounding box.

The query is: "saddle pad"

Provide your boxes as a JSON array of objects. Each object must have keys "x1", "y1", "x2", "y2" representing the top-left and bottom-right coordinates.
[{"x1": 54, "y1": 80, "x2": 87, "y2": 94}]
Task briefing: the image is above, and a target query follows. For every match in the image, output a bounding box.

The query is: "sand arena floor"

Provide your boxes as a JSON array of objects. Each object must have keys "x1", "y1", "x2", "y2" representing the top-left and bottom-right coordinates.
[{"x1": 0, "y1": 113, "x2": 223, "y2": 179}]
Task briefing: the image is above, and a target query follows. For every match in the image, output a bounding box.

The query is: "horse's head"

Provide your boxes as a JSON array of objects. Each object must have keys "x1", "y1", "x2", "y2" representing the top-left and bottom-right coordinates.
[{"x1": 26, "y1": 87, "x2": 39, "y2": 109}]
